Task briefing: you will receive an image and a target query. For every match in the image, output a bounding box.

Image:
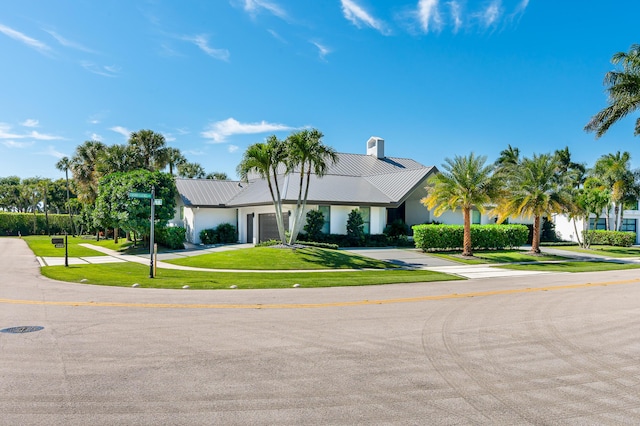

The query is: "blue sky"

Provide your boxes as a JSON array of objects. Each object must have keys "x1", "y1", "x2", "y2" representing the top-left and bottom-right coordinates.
[{"x1": 1, "y1": 1, "x2": 639, "y2": 181}]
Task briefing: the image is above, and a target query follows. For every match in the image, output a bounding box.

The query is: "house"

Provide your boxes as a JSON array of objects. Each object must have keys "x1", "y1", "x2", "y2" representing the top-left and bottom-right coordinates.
[
  {"x1": 171, "y1": 137, "x2": 505, "y2": 244},
  {"x1": 553, "y1": 207, "x2": 640, "y2": 244}
]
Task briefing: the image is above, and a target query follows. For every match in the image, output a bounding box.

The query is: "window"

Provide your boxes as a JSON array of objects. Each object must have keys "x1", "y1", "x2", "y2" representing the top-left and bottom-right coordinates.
[
  {"x1": 621, "y1": 219, "x2": 637, "y2": 233},
  {"x1": 589, "y1": 218, "x2": 607, "y2": 230},
  {"x1": 360, "y1": 207, "x2": 371, "y2": 234},
  {"x1": 319, "y1": 206, "x2": 330, "y2": 234}
]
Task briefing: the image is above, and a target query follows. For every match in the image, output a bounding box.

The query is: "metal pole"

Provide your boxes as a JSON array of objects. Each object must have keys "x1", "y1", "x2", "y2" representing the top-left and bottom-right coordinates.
[
  {"x1": 64, "y1": 230, "x2": 68, "y2": 267},
  {"x1": 149, "y1": 186, "x2": 155, "y2": 278}
]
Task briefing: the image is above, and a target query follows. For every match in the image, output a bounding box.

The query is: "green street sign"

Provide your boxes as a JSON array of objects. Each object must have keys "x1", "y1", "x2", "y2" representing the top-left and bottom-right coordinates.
[
  {"x1": 129, "y1": 192, "x2": 152, "y2": 199},
  {"x1": 153, "y1": 199, "x2": 163, "y2": 205}
]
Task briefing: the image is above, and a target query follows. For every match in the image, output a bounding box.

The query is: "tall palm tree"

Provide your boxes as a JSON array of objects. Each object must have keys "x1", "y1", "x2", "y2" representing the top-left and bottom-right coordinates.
[
  {"x1": 98, "y1": 144, "x2": 137, "y2": 175},
  {"x1": 128, "y1": 129, "x2": 168, "y2": 171},
  {"x1": 205, "y1": 171, "x2": 228, "y2": 180},
  {"x1": 55, "y1": 156, "x2": 76, "y2": 235},
  {"x1": 286, "y1": 129, "x2": 338, "y2": 244},
  {"x1": 177, "y1": 162, "x2": 206, "y2": 179},
  {"x1": 422, "y1": 153, "x2": 499, "y2": 257},
  {"x1": 494, "y1": 154, "x2": 572, "y2": 254},
  {"x1": 71, "y1": 140, "x2": 106, "y2": 204},
  {"x1": 585, "y1": 44, "x2": 640, "y2": 138},
  {"x1": 495, "y1": 144, "x2": 520, "y2": 168},
  {"x1": 592, "y1": 151, "x2": 634, "y2": 230},
  {"x1": 165, "y1": 147, "x2": 187, "y2": 175},
  {"x1": 237, "y1": 136, "x2": 288, "y2": 244}
]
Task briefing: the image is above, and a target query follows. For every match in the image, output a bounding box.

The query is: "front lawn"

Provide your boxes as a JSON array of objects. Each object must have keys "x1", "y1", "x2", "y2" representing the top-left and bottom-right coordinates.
[
  {"x1": 497, "y1": 261, "x2": 640, "y2": 273},
  {"x1": 40, "y1": 263, "x2": 462, "y2": 289},
  {"x1": 22, "y1": 235, "x2": 109, "y2": 257},
  {"x1": 427, "y1": 250, "x2": 567, "y2": 265},
  {"x1": 546, "y1": 245, "x2": 640, "y2": 258},
  {"x1": 166, "y1": 246, "x2": 397, "y2": 270}
]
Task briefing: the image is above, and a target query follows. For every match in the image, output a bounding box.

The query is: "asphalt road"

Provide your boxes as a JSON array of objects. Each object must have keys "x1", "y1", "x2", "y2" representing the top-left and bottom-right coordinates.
[{"x1": 2, "y1": 237, "x2": 640, "y2": 425}]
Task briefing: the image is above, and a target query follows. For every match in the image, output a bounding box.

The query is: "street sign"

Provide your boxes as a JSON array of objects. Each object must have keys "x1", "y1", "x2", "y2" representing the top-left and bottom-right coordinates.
[
  {"x1": 129, "y1": 192, "x2": 152, "y2": 199},
  {"x1": 55, "y1": 243, "x2": 65, "y2": 248},
  {"x1": 51, "y1": 237, "x2": 64, "y2": 244},
  {"x1": 153, "y1": 199, "x2": 162, "y2": 205}
]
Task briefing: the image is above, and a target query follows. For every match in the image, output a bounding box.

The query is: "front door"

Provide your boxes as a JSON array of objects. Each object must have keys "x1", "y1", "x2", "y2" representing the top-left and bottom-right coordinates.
[{"x1": 247, "y1": 214, "x2": 254, "y2": 244}]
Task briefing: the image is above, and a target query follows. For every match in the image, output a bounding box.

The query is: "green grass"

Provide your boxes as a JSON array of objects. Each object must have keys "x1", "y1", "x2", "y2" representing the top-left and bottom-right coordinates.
[
  {"x1": 166, "y1": 246, "x2": 397, "y2": 270},
  {"x1": 40, "y1": 263, "x2": 462, "y2": 289},
  {"x1": 497, "y1": 261, "x2": 640, "y2": 273},
  {"x1": 547, "y1": 245, "x2": 640, "y2": 258},
  {"x1": 427, "y1": 250, "x2": 566, "y2": 264},
  {"x1": 22, "y1": 235, "x2": 109, "y2": 257}
]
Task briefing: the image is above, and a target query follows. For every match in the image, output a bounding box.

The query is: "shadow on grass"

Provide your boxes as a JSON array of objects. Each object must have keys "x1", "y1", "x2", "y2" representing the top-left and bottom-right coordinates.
[{"x1": 295, "y1": 248, "x2": 395, "y2": 269}]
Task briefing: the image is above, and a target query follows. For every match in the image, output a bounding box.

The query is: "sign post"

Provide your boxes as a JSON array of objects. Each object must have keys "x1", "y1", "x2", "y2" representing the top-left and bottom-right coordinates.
[
  {"x1": 65, "y1": 231, "x2": 68, "y2": 267},
  {"x1": 128, "y1": 189, "x2": 157, "y2": 278}
]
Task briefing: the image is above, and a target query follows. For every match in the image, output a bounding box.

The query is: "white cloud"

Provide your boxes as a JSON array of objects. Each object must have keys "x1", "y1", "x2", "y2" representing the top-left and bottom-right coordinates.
[
  {"x1": 448, "y1": 1, "x2": 462, "y2": 32},
  {"x1": 20, "y1": 119, "x2": 39, "y2": 128},
  {"x1": 42, "y1": 145, "x2": 65, "y2": 159},
  {"x1": 183, "y1": 35, "x2": 230, "y2": 61},
  {"x1": 417, "y1": 0, "x2": 443, "y2": 33},
  {"x1": 2, "y1": 140, "x2": 34, "y2": 148},
  {"x1": 0, "y1": 123, "x2": 62, "y2": 140},
  {"x1": 243, "y1": 0, "x2": 287, "y2": 19},
  {"x1": 480, "y1": 0, "x2": 502, "y2": 27},
  {"x1": 81, "y1": 61, "x2": 120, "y2": 77},
  {"x1": 201, "y1": 118, "x2": 294, "y2": 143},
  {"x1": 45, "y1": 30, "x2": 95, "y2": 53},
  {"x1": 311, "y1": 41, "x2": 331, "y2": 60},
  {"x1": 340, "y1": 0, "x2": 388, "y2": 34},
  {"x1": 162, "y1": 132, "x2": 176, "y2": 142},
  {"x1": 228, "y1": 145, "x2": 239, "y2": 153},
  {"x1": 0, "y1": 23, "x2": 51, "y2": 54},
  {"x1": 110, "y1": 126, "x2": 132, "y2": 139},
  {"x1": 89, "y1": 133, "x2": 102, "y2": 141},
  {"x1": 507, "y1": 0, "x2": 529, "y2": 22},
  {"x1": 267, "y1": 29, "x2": 287, "y2": 43}
]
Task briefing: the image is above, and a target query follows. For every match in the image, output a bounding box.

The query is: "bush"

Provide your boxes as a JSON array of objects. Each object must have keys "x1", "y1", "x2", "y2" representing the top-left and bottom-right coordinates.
[
  {"x1": 583, "y1": 230, "x2": 636, "y2": 247},
  {"x1": 303, "y1": 210, "x2": 325, "y2": 242},
  {"x1": 346, "y1": 209, "x2": 365, "y2": 246},
  {"x1": 0, "y1": 212, "x2": 80, "y2": 236},
  {"x1": 412, "y1": 224, "x2": 529, "y2": 251},
  {"x1": 295, "y1": 240, "x2": 340, "y2": 250},
  {"x1": 199, "y1": 223, "x2": 237, "y2": 245},
  {"x1": 156, "y1": 226, "x2": 186, "y2": 250},
  {"x1": 384, "y1": 219, "x2": 409, "y2": 238}
]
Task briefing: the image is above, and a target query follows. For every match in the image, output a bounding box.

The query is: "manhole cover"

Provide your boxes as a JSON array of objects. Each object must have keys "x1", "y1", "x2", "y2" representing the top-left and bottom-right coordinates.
[{"x1": 0, "y1": 326, "x2": 44, "y2": 334}]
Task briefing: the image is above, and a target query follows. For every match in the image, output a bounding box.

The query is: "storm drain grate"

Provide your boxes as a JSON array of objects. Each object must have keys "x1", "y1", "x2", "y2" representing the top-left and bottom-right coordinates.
[{"x1": 1, "y1": 326, "x2": 44, "y2": 334}]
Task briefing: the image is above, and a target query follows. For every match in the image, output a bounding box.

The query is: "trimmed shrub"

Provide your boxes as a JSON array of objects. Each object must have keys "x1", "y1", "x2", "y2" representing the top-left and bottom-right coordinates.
[
  {"x1": 0, "y1": 212, "x2": 79, "y2": 236},
  {"x1": 199, "y1": 223, "x2": 237, "y2": 245},
  {"x1": 346, "y1": 209, "x2": 365, "y2": 246},
  {"x1": 412, "y1": 224, "x2": 529, "y2": 251},
  {"x1": 583, "y1": 230, "x2": 636, "y2": 247},
  {"x1": 156, "y1": 226, "x2": 186, "y2": 250},
  {"x1": 303, "y1": 210, "x2": 325, "y2": 242}
]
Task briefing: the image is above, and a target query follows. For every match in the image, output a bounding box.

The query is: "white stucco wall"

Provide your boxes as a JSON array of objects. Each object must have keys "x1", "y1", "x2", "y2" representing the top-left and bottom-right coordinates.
[{"x1": 185, "y1": 207, "x2": 238, "y2": 244}]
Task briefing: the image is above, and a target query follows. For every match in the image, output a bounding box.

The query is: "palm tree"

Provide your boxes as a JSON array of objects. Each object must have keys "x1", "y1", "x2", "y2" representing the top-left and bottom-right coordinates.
[
  {"x1": 494, "y1": 154, "x2": 572, "y2": 254},
  {"x1": 495, "y1": 144, "x2": 520, "y2": 169},
  {"x1": 422, "y1": 153, "x2": 499, "y2": 257},
  {"x1": 98, "y1": 144, "x2": 137, "y2": 175},
  {"x1": 55, "y1": 156, "x2": 76, "y2": 235},
  {"x1": 592, "y1": 151, "x2": 634, "y2": 230},
  {"x1": 71, "y1": 140, "x2": 106, "y2": 204},
  {"x1": 585, "y1": 44, "x2": 640, "y2": 138},
  {"x1": 237, "y1": 136, "x2": 288, "y2": 244},
  {"x1": 165, "y1": 147, "x2": 187, "y2": 175},
  {"x1": 128, "y1": 129, "x2": 168, "y2": 171},
  {"x1": 286, "y1": 129, "x2": 338, "y2": 244},
  {"x1": 177, "y1": 162, "x2": 206, "y2": 179},
  {"x1": 205, "y1": 171, "x2": 228, "y2": 180}
]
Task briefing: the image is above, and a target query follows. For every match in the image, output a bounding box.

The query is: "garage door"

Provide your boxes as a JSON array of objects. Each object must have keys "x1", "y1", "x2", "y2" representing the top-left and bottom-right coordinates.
[{"x1": 259, "y1": 213, "x2": 289, "y2": 243}]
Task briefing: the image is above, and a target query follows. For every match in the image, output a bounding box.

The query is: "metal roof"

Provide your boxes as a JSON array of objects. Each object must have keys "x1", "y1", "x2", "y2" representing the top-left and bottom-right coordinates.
[{"x1": 177, "y1": 152, "x2": 435, "y2": 208}]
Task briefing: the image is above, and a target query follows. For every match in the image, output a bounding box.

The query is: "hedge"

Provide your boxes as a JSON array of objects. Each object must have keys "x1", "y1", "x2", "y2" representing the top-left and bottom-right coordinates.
[
  {"x1": 199, "y1": 223, "x2": 238, "y2": 245},
  {"x1": 412, "y1": 224, "x2": 529, "y2": 251},
  {"x1": 583, "y1": 230, "x2": 636, "y2": 247},
  {"x1": 156, "y1": 226, "x2": 186, "y2": 250},
  {"x1": 0, "y1": 212, "x2": 78, "y2": 236}
]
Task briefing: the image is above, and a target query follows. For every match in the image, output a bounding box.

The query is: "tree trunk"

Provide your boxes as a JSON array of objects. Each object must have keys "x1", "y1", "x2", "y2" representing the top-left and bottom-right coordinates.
[
  {"x1": 530, "y1": 215, "x2": 541, "y2": 254},
  {"x1": 462, "y1": 207, "x2": 472, "y2": 256},
  {"x1": 114, "y1": 227, "x2": 119, "y2": 244},
  {"x1": 572, "y1": 218, "x2": 583, "y2": 248}
]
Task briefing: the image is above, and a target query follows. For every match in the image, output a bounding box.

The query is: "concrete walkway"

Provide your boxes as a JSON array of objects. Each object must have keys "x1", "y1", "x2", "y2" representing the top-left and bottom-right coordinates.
[{"x1": 34, "y1": 244, "x2": 606, "y2": 279}]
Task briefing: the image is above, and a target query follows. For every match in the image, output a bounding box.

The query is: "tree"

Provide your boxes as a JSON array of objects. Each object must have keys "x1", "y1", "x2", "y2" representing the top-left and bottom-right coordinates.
[
  {"x1": 285, "y1": 129, "x2": 338, "y2": 245},
  {"x1": 56, "y1": 156, "x2": 76, "y2": 234},
  {"x1": 128, "y1": 129, "x2": 168, "y2": 171},
  {"x1": 237, "y1": 136, "x2": 288, "y2": 244},
  {"x1": 303, "y1": 209, "x2": 325, "y2": 241},
  {"x1": 495, "y1": 144, "x2": 520, "y2": 169},
  {"x1": 422, "y1": 153, "x2": 499, "y2": 256},
  {"x1": 165, "y1": 147, "x2": 187, "y2": 175},
  {"x1": 71, "y1": 140, "x2": 106, "y2": 204},
  {"x1": 585, "y1": 44, "x2": 640, "y2": 138},
  {"x1": 346, "y1": 209, "x2": 365, "y2": 246},
  {"x1": 592, "y1": 151, "x2": 635, "y2": 230},
  {"x1": 205, "y1": 171, "x2": 228, "y2": 180},
  {"x1": 97, "y1": 144, "x2": 137, "y2": 175},
  {"x1": 575, "y1": 177, "x2": 611, "y2": 248},
  {"x1": 177, "y1": 162, "x2": 206, "y2": 179},
  {"x1": 494, "y1": 153, "x2": 572, "y2": 254}
]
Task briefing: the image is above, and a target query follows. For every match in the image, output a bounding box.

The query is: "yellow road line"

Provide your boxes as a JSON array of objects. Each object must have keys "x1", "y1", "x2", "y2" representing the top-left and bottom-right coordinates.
[{"x1": 1, "y1": 278, "x2": 639, "y2": 310}]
